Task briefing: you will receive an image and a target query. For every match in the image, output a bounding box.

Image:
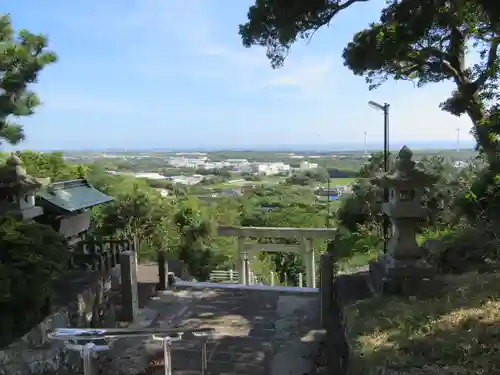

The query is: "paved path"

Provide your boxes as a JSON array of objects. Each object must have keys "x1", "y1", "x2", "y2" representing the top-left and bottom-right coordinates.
[
  {"x1": 103, "y1": 285, "x2": 320, "y2": 375},
  {"x1": 146, "y1": 287, "x2": 278, "y2": 375}
]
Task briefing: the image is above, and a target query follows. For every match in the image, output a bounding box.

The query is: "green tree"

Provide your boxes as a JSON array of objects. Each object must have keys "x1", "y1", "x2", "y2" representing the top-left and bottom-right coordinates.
[
  {"x1": 0, "y1": 216, "x2": 68, "y2": 346},
  {"x1": 286, "y1": 168, "x2": 329, "y2": 186},
  {"x1": 0, "y1": 14, "x2": 57, "y2": 145},
  {"x1": 92, "y1": 182, "x2": 171, "y2": 259},
  {"x1": 18, "y1": 151, "x2": 81, "y2": 181},
  {"x1": 239, "y1": 1, "x2": 500, "y2": 165},
  {"x1": 336, "y1": 179, "x2": 382, "y2": 232},
  {"x1": 174, "y1": 199, "x2": 217, "y2": 281},
  {"x1": 357, "y1": 152, "x2": 394, "y2": 178}
]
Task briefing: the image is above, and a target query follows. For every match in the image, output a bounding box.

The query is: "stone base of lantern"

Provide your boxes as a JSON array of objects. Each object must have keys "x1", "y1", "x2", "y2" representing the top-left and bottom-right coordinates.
[{"x1": 368, "y1": 253, "x2": 436, "y2": 297}]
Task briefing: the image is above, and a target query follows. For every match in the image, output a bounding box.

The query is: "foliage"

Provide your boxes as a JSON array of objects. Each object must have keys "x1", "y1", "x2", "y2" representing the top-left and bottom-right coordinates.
[
  {"x1": 286, "y1": 168, "x2": 329, "y2": 186},
  {"x1": 457, "y1": 164, "x2": 500, "y2": 224},
  {"x1": 331, "y1": 225, "x2": 381, "y2": 271},
  {"x1": 336, "y1": 178, "x2": 382, "y2": 232},
  {"x1": 90, "y1": 179, "x2": 176, "y2": 261},
  {"x1": 0, "y1": 14, "x2": 57, "y2": 145},
  {"x1": 240, "y1": 0, "x2": 500, "y2": 163},
  {"x1": 239, "y1": 0, "x2": 369, "y2": 68},
  {"x1": 195, "y1": 168, "x2": 232, "y2": 178},
  {"x1": 338, "y1": 151, "x2": 479, "y2": 229},
  {"x1": 17, "y1": 151, "x2": 85, "y2": 181},
  {"x1": 17, "y1": 146, "x2": 495, "y2": 291},
  {"x1": 199, "y1": 175, "x2": 231, "y2": 186},
  {"x1": 0, "y1": 216, "x2": 68, "y2": 347},
  {"x1": 87, "y1": 164, "x2": 231, "y2": 274},
  {"x1": 173, "y1": 199, "x2": 218, "y2": 281},
  {"x1": 422, "y1": 224, "x2": 500, "y2": 274},
  {"x1": 357, "y1": 152, "x2": 394, "y2": 178},
  {"x1": 142, "y1": 178, "x2": 173, "y2": 190},
  {"x1": 242, "y1": 172, "x2": 262, "y2": 181},
  {"x1": 419, "y1": 156, "x2": 479, "y2": 227},
  {"x1": 334, "y1": 149, "x2": 498, "y2": 275},
  {"x1": 342, "y1": 1, "x2": 500, "y2": 164}
]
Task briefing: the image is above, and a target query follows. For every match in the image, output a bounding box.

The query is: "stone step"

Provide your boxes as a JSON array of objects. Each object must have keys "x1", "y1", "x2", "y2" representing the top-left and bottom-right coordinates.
[{"x1": 101, "y1": 286, "x2": 321, "y2": 375}]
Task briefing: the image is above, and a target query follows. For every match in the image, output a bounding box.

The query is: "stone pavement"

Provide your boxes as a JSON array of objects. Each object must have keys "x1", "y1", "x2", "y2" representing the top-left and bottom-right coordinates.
[{"x1": 101, "y1": 285, "x2": 320, "y2": 375}]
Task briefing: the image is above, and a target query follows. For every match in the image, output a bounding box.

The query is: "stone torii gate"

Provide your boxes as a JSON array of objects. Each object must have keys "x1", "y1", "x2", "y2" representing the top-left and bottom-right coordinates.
[{"x1": 217, "y1": 226, "x2": 336, "y2": 288}]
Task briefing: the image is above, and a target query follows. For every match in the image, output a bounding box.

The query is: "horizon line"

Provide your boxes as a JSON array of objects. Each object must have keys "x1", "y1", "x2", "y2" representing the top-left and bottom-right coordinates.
[{"x1": 4, "y1": 139, "x2": 475, "y2": 153}]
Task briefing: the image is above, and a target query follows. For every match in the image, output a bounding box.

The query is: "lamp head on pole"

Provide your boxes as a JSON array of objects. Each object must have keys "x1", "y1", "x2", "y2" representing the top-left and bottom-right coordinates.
[{"x1": 368, "y1": 100, "x2": 385, "y2": 111}]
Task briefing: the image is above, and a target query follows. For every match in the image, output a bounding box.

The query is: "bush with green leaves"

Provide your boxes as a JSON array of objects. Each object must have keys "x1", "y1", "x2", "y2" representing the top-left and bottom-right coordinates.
[
  {"x1": 422, "y1": 225, "x2": 500, "y2": 274},
  {"x1": 174, "y1": 199, "x2": 218, "y2": 281},
  {"x1": 456, "y1": 164, "x2": 500, "y2": 225},
  {"x1": 336, "y1": 178, "x2": 383, "y2": 232},
  {"x1": 0, "y1": 217, "x2": 68, "y2": 347},
  {"x1": 285, "y1": 168, "x2": 329, "y2": 186}
]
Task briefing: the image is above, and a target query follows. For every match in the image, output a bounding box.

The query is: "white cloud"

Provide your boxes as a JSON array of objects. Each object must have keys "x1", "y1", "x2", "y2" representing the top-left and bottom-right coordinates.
[
  {"x1": 51, "y1": 0, "x2": 338, "y2": 99},
  {"x1": 41, "y1": 92, "x2": 150, "y2": 116},
  {"x1": 258, "y1": 58, "x2": 335, "y2": 92}
]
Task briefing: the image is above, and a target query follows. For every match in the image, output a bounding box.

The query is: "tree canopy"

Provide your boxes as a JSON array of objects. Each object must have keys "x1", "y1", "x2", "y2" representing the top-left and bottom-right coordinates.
[
  {"x1": 0, "y1": 14, "x2": 56, "y2": 145},
  {"x1": 239, "y1": 0, "x2": 500, "y2": 165},
  {"x1": 239, "y1": 0, "x2": 370, "y2": 69}
]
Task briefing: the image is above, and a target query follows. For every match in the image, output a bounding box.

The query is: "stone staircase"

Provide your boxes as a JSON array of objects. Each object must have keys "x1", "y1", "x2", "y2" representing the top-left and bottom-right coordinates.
[{"x1": 101, "y1": 284, "x2": 322, "y2": 375}]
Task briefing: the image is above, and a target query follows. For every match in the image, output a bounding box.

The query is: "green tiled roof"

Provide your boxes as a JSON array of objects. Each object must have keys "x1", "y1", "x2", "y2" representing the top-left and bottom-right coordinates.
[{"x1": 37, "y1": 179, "x2": 113, "y2": 213}]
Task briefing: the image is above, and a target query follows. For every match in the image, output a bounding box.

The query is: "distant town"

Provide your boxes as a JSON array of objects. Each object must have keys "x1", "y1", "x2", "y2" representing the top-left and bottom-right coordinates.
[{"x1": 63, "y1": 150, "x2": 474, "y2": 186}]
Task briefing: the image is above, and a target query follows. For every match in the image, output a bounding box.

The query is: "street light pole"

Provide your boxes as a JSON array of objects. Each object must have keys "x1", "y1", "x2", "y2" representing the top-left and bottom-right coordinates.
[
  {"x1": 383, "y1": 103, "x2": 389, "y2": 174},
  {"x1": 327, "y1": 177, "x2": 331, "y2": 228},
  {"x1": 368, "y1": 101, "x2": 390, "y2": 254}
]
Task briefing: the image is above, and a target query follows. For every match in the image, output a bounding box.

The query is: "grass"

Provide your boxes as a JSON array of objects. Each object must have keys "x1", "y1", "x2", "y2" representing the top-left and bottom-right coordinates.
[
  {"x1": 336, "y1": 248, "x2": 378, "y2": 273},
  {"x1": 327, "y1": 177, "x2": 356, "y2": 186},
  {"x1": 345, "y1": 272, "x2": 500, "y2": 374}
]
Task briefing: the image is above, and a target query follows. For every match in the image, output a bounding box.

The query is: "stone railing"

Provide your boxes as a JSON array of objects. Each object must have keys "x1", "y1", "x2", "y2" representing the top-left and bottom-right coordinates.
[
  {"x1": 0, "y1": 240, "x2": 139, "y2": 375},
  {"x1": 47, "y1": 327, "x2": 215, "y2": 375}
]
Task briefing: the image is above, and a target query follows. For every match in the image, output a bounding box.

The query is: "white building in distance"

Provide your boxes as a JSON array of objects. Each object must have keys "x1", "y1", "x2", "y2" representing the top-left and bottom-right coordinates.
[
  {"x1": 300, "y1": 161, "x2": 318, "y2": 170},
  {"x1": 135, "y1": 172, "x2": 169, "y2": 180},
  {"x1": 167, "y1": 157, "x2": 207, "y2": 168},
  {"x1": 256, "y1": 162, "x2": 291, "y2": 175},
  {"x1": 168, "y1": 175, "x2": 204, "y2": 185}
]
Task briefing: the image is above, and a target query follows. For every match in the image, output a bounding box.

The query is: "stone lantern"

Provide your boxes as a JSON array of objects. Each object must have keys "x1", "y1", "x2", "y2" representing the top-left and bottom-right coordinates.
[
  {"x1": 0, "y1": 153, "x2": 44, "y2": 220},
  {"x1": 369, "y1": 146, "x2": 438, "y2": 295}
]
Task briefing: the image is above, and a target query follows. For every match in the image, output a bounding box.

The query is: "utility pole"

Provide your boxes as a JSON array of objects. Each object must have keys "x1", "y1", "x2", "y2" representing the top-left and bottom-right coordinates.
[{"x1": 456, "y1": 127, "x2": 460, "y2": 152}]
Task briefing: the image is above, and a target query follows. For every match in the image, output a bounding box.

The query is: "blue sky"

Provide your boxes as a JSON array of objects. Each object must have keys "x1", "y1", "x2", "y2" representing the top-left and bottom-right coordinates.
[{"x1": 4, "y1": 0, "x2": 475, "y2": 151}]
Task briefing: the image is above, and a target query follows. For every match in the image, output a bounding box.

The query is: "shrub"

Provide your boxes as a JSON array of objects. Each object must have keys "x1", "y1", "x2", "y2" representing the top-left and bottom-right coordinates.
[
  {"x1": 331, "y1": 225, "x2": 382, "y2": 272},
  {"x1": 336, "y1": 179, "x2": 383, "y2": 232},
  {"x1": 422, "y1": 224, "x2": 500, "y2": 274},
  {"x1": 0, "y1": 217, "x2": 68, "y2": 347}
]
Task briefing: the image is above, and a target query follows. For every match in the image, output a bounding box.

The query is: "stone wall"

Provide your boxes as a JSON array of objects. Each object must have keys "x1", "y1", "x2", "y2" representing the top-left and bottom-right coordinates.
[
  {"x1": 319, "y1": 250, "x2": 374, "y2": 375},
  {"x1": 323, "y1": 274, "x2": 350, "y2": 375},
  {"x1": 0, "y1": 268, "x2": 121, "y2": 375},
  {"x1": 328, "y1": 272, "x2": 374, "y2": 375}
]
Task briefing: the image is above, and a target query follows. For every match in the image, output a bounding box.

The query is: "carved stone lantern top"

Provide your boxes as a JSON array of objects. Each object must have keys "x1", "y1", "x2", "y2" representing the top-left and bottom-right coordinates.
[
  {"x1": 0, "y1": 153, "x2": 41, "y2": 194},
  {"x1": 371, "y1": 146, "x2": 438, "y2": 189},
  {"x1": 371, "y1": 146, "x2": 438, "y2": 218}
]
